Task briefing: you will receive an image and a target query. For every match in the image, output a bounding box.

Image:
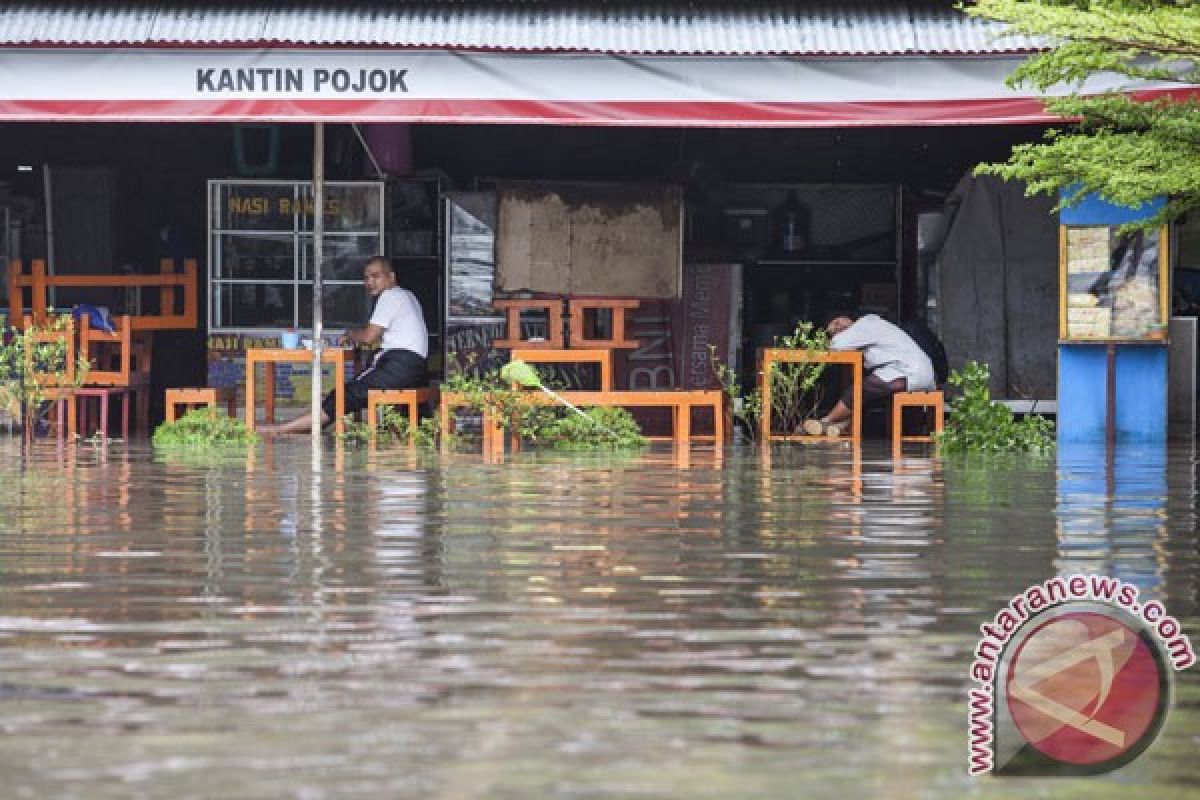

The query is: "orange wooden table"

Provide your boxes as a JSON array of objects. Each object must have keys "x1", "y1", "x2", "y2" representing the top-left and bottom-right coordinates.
[
  {"x1": 509, "y1": 348, "x2": 615, "y2": 391},
  {"x1": 759, "y1": 348, "x2": 863, "y2": 444},
  {"x1": 244, "y1": 347, "x2": 349, "y2": 434}
]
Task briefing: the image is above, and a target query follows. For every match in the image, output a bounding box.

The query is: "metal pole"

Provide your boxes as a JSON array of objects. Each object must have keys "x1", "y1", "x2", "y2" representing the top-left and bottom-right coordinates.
[
  {"x1": 311, "y1": 123, "x2": 325, "y2": 447},
  {"x1": 1106, "y1": 342, "x2": 1116, "y2": 449}
]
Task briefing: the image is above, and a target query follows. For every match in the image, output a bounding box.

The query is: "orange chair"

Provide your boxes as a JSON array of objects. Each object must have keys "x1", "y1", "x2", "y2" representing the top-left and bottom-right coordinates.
[
  {"x1": 165, "y1": 388, "x2": 238, "y2": 422},
  {"x1": 77, "y1": 314, "x2": 151, "y2": 435},
  {"x1": 891, "y1": 390, "x2": 945, "y2": 453}
]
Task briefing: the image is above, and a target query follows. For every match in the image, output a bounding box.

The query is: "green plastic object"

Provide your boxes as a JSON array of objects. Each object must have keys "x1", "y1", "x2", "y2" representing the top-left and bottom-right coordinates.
[
  {"x1": 501, "y1": 360, "x2": 614, "y2": 430},
  {"x1": 501, "y1": 360, "x2": 542, "y2": 388}
]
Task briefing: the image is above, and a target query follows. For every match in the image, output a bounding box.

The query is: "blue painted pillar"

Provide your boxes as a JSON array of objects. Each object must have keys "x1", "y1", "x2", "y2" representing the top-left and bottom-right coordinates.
[
  {"x1": 1058, "y1": 343, "x2": 1167, "y2": 442},
  {"x1": 1057, "y1": 192, "x2": 1168, "y2": 443}
]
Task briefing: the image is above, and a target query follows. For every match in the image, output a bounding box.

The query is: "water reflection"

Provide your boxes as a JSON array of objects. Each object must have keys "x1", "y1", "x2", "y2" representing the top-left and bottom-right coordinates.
[
  {"x1": 1056, "y1": 443, "x2": 1170, "y2": 601},
  {"x1": 0, "y1": 438, "x2": 1196, "y2": 798}
]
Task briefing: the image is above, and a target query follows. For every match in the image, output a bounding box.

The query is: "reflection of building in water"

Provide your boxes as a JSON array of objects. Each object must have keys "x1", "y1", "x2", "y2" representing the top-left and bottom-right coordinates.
[{"x1": 1055, "y1": 443, "x2": 1169, "y2": 602}]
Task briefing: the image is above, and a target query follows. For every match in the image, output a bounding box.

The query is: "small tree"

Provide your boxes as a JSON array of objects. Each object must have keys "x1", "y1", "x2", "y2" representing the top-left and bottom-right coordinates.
[
  {"x1": 0, "y1": 316, "x2": 90, "y2": 440},
  {"x1": 968, "y1": 0, "x2": 1200, "y2": 226},
  {"x1": 710, "y1": 321, "x2": 830, "y2": 440}
]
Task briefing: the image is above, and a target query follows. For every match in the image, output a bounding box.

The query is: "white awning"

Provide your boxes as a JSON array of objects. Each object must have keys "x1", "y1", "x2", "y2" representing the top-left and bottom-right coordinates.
[{"x1": 3, "y1": 47, "x2": 1185, "y2": 127}]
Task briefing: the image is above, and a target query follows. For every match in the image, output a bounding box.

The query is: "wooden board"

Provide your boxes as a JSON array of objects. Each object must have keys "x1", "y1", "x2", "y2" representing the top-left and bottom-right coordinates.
[{"x1": 496, "y1": 181, "x2": 681, "y2": 299}]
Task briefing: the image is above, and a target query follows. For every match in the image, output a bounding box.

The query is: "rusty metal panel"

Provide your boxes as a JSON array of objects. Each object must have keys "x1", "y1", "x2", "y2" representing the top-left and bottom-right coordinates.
[{"x1": 496, "y1": 181, "x2": 681, "y2": 299}]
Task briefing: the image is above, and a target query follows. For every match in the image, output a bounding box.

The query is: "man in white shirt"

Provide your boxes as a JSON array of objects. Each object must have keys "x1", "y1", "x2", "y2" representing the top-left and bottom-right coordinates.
[
  {"x1": 803, "y1": 312, "x2": 935, "y2": 436},
  {"x1": 263, "y1": 256, "x2": 428, "y2": 434}
]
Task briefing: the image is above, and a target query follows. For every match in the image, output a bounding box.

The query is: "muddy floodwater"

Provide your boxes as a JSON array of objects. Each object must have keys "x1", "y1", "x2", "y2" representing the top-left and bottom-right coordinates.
[{"x1": 0, "y1": 438, "x2": 1198, "y2": 799}]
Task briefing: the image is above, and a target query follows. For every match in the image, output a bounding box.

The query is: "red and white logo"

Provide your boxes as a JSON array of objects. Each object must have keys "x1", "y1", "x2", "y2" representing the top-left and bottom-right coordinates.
[
  {"x1": 967, "y1": 576, "x2": 1193, "y2": 776},
  {"x1": 1006, "y1": 611, "x2": 1165, "y2": 770}
]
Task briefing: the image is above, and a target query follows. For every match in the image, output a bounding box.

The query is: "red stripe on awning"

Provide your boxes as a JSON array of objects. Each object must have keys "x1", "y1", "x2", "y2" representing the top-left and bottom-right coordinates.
[{"x1": 0, "y1": 90, "x2": 1190, "y2": 126}]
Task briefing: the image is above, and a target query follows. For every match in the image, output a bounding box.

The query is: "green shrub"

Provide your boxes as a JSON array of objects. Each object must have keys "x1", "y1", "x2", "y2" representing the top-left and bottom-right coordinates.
[
  {"x1": 538, "y1": 406, "x2": 647, "y2": 451},
  {"x1": 0, "y1": 315, "x2": 90, "y2": 437},
  {"x1": 936, "y1": 361, "x2": 1054, "y2": 454},
  {"x1": 338, "y1": 406, "x2": 441, "y2": 449},
  {"x1": 152, "y1": 407, "x2": 258, "y2": 448}
]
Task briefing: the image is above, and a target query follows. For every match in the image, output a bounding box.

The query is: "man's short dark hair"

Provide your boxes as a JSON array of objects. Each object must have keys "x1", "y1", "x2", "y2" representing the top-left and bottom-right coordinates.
[
  {"x1": 823, "y1": 309, "x2": 858, "y2": 328},
  {"x1": 366, "y1": 255, "x2": 395, "y2": 276}
]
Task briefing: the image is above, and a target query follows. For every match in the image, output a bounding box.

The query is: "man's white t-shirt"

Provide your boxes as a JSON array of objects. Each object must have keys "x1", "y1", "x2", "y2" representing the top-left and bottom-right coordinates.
[
  {"x1": 369, "y1": 287, "x2": 429, "y2": 358},
  {"x1": 829, "y1": 313, "x2": 935, "y2": 390}
]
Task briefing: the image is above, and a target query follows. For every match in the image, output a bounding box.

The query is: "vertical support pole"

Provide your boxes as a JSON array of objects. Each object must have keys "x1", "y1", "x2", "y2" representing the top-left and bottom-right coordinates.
[
  {"x1": 311, "y1": 122, "x2": 325, "y2": 448},
  {"x1": 1106, "y1": 342, "x2": 1116, "y2": 448}
]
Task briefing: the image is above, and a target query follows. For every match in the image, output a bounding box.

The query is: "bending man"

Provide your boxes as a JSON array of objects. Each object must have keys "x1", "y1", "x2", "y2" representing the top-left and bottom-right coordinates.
[
  {"x1": 804, "y1": 312, "x2": 935, "y2": 436},
  {"x1": 263, "y1": 256, "x2": 428, "y2": 434}
]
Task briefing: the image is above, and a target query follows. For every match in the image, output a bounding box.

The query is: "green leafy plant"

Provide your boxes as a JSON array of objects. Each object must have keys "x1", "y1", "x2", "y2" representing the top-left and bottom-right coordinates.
[
  {"x1": 537, "y1": 406, "x2": 647, "y2": 451},
  {"x1": 936, "y1": 361, "x2": 1055, "y2": 454},
  {"x1": 0, "y1": 315, "x2": 90, "y2": 440},
  {"x1": 442, "y1": 354, "x2": 646, "y2": 451},
  {"x1": 339, "y1": 406, "x2": 442, "y2": 449},
  {"x1": 709, "y1": 321, "x2": 830, "y2": 440},
  {"x1": 152, "y1": 407, "x2": 258, "y2": 448}
]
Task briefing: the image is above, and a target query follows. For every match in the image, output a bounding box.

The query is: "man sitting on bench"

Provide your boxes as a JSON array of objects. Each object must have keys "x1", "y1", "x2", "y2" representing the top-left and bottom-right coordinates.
[
  {"x1": 803, "y1": 312, "x2": 935, "y2": 437},
  {"x1": 262, "y1": 256, "x2": 428, "y2": 435}
]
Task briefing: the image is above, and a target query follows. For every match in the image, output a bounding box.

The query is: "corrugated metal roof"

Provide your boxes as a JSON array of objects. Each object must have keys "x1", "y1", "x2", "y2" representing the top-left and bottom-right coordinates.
[{"x1": 0, "y1": 3, "x2": 1042, "y2": 55}]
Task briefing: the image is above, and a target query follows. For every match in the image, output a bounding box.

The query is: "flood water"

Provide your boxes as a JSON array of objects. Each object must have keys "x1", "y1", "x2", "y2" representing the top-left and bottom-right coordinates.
[{"x1": 1, "y1": 437, "x2": 1198, "y2": 799}]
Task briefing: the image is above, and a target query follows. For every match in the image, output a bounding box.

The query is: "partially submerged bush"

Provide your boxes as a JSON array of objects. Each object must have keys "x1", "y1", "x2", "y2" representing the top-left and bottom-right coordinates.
[
  {"x1": 538, "y1": 406, "x2": 647, "y2": 451},
  {"x1": 937, "y1": 361, "x2": 1054, "y2": 454},
  {"x1": 0, "y1": 315, "x2": 90, "y2": 438},
  {"x1": 339, "y1": 407, "x2": 441, "y2": 450},
  {"x1": 152, "y1": 408, "x2": 258, "y2": 448},
  {"x1": 445, "y1": 360, "x2": 647, "y2": 451}
]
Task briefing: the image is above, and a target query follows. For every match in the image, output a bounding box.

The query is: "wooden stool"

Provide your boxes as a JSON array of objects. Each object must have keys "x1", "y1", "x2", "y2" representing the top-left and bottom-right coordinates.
[
  {"x1": 165, "y1": 387, "x2": 237, "y2": 422},
  {"x1": 892, "y1": 390, "x2": 944, "y2": 452},
  {"x1": 492, "y1": 298, "x2": 565, "y2": 349},
  {"x1": 367, "y1": 388, "x2": 439, "y2": 442}
]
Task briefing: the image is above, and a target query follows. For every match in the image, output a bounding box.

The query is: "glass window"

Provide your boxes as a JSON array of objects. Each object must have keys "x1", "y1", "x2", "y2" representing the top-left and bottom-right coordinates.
[
  {"x1": 299, "y1": 235, "x2": 381, "y2": 282},
  {"x1": 213, "y1": 282, "x2": 295, "y2": 329},
  {"x1": 213, "y1": 184, "x2": 296, "y2": 231},
  {"x1": 208, "y1": 180, "x2": 385, "y2": 331},
  {"x1": 1064, "y1": 226, "x2": 1166, "y2": 340},
  {"x1": 217, "y1": 233, "x2": 295, "y2": 281},
  {"x1": 297, "y1": 184, "x2": 382, "y2": 234}
]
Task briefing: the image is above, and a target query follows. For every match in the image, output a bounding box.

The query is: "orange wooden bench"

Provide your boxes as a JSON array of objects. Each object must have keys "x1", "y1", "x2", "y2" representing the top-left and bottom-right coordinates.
[
  {"x1": 366, "y1": 388, "x2": 439, "y2": 442},
  {"x1": 165, "y1": 388, "x2": 238, "y2": 422},
  {"x1": 439, "y1": 389, "x2": 725, "y2": 456}
]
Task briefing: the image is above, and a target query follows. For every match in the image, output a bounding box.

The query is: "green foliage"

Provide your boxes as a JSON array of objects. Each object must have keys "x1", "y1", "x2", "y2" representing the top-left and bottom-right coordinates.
[
  {"x1": 709, "y1": 320, "x2": 830, "y2": 439},
  {"x1": 444, "y1": 356, "x2": 646, "y2": 451},
  {"x1": 0, "y1": 316, "x2": 90, "y2": 437},
  {"x1": 936, "y1": 361, "x2": 1055, "y2": 454},
  {"x1": 152, "y1": 407, "x2": 258, "y2": 448},
  {"x1": 339, "y1": 406, "x2": 442, "y2": 449},
  {"x1": 537, "y1": 406, "x2": 648, "y2": 451},
  {"x1": 968, "y1": 0, "x2": 1200, "y2": 226}
]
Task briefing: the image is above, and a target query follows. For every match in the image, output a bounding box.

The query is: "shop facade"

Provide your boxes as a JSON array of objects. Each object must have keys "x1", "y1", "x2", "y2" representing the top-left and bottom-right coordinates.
[{"x1": 0, "y1": 2, "x2": 1192, "y2": 434}]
